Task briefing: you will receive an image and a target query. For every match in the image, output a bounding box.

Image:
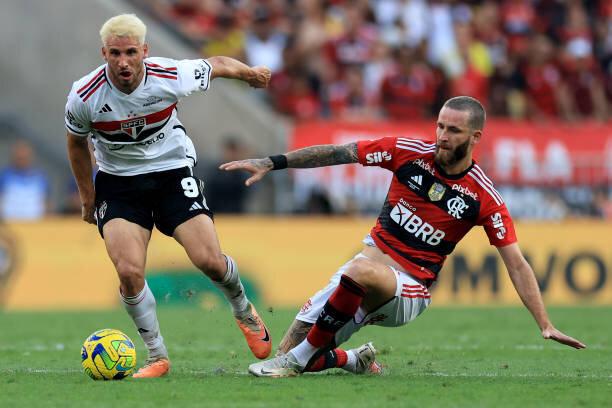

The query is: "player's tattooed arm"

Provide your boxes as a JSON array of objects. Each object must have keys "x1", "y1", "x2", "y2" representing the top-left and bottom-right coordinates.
[
  {"x1": 285, "y1": 143, "x2": 359, "y2": 168},
  {"x1": 276, "y1": 320, "x2": 313, "y2": 356},
  {"x1": 219, "y1": 143, "x2": 358, "y2": 186}
]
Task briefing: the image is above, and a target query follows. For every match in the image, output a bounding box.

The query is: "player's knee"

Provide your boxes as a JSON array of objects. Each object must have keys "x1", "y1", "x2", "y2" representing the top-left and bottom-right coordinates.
[
  {"x1": 343, "y1": 258, "x2": 378, "y2": 288},
  {"x1": 115, "y1": 259, "x2": 144, "y2": 285},
  {"x1": 193, "y1": 253, "x2": 226, "y2": 280}
]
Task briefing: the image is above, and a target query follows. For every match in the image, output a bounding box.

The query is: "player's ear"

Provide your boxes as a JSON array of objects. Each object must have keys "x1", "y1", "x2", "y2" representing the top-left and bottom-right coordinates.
[
  {"x1": 143, "y1": 43, "x2": 149, "y2": 58},
  {"x1": 472, "y1": 129, "x2": 482, "y2": 145},
  {"x1": 101, "y1": 46, "x2": 108, "y2": 62}
]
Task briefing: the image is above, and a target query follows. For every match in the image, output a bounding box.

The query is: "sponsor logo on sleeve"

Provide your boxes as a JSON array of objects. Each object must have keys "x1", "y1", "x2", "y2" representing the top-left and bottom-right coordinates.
[
  {"x1": 491, "y1": 212, "x2": 507, "y2": 239},
  {"x1": 365, "y1": 151, "x2": 392, "y2": 164},
  {"x1": 66, "y1": 110, "x2": 84, "y2": 129}
]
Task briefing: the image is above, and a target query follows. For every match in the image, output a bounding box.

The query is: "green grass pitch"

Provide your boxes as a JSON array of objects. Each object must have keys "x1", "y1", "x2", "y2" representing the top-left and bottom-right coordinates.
[{"x1": 0, "y1": 306, "x2": 610, "y2": 407}]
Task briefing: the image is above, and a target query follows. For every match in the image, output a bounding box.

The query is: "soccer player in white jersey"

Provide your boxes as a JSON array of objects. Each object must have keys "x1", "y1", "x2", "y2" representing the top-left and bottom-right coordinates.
[
  {"x1": 221, "y1": 96, "x2": 586, "y2": 377},
  {"x1": 65, "y1": 14, "x2": 272, "y2": 378}
]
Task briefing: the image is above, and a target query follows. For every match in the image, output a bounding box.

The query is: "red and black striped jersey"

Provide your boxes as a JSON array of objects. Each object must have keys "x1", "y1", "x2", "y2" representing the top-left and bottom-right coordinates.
[
  {"x1": 357, "y1": 137, "x2": 517, "y2": 285},
  {"x1": 65, "y1": 57, "x2": 212, "y2": 176}
]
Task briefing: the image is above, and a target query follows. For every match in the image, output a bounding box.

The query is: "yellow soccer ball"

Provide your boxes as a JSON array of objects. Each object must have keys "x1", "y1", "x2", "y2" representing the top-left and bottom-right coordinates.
[{"x1": 81, "y1": 329, "x2": 137, "y2": 380}]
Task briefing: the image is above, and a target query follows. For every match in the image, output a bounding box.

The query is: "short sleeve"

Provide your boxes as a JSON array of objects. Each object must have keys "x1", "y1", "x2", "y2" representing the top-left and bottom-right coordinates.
[
  {"x1": 357, "y1": 137, "x2": 398, "y2": 171},
  {"x1": 479, "y1": 202, "x2": 517, "y2": 247},
  {"x1": 175, "y1": 58, "x2": 213, "y2": 97},
  {"x1": 65, "y1": 84, "x2": 91, "y2": 136}
]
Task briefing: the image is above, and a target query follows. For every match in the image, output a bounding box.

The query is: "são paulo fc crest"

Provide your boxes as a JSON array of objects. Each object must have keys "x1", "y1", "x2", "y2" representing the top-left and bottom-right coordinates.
[
  {"x1": 428, "y1": 182, "x2": 446, "y2": 202},
  {"x1": 121, "y1": 118, "x2": 146, "y2": 139}
]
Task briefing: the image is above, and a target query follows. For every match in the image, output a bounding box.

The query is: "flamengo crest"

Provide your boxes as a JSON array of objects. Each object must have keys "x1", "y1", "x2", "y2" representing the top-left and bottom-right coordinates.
[{"x1": 447, "y1": 196, "x2": 469, "y2": 219}]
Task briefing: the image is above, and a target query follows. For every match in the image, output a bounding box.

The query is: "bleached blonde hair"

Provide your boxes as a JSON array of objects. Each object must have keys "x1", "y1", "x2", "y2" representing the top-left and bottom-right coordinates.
[{"x1": 100, "y1": 14, "x2": 147, "y2": 45}]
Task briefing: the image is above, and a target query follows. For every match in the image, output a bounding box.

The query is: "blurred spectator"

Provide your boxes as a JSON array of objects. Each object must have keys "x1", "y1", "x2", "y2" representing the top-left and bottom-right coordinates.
[
  {"x1": 522, "y1": 34, "x2": 573, "y2": 120},
  {"x1": 0, "y1": 141, "x2": 49, "y2": 220},
  {"x1": 593, "y1": 188, "x2": 612, "y2": 219},
  {"x1": 561, "y1": 38, "x2": 609, "y2": 121},
  {"x1": 201, "y1": 9, "x2": 246, "y2": 60},
  {"x1": 269, "y1": 36, "x2": 322, "y2": 120},
  {"x1": 324, "y1": 4, "x2": 378, "y2": 73},
  {"x1": 449, "y1": 22, "x2": 492, "y2": 104},
  {"x1": 303, "y1": 188, "x2": 333, "y2": 214},
  {"x1": 380, "y1": 46, "x2": 438, "y2": 120},
  {"x1": 328, "y1": 65, "x2": 379, "y2": 120},
  {"x1": 162, "y1": 0, "x2": 221, "y2": 45},
  {"x1": 245, "y1": 6, "x2": 287, "y2": 73},
  {"x1": 138, "y1": 0, "x2": 612, "y2": 122},
  {"x1": 201, "y1": 137, "x2": 251, "y2": 214}
]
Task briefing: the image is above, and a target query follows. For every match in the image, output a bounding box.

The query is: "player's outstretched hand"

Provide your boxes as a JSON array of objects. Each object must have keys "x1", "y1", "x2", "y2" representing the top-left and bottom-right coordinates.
[
  {"x1": 247, "y1": 66, "x2": 271, "y2": 88},
  {"x1": 220, "y1": 158, "x2": 273, "y2": 186},
  {"x1": 82, "y1": 202, "x2": 96, "y2": 225},
  {"x1": 542, "y1": 326, "x2": 586, "y2": 349}
]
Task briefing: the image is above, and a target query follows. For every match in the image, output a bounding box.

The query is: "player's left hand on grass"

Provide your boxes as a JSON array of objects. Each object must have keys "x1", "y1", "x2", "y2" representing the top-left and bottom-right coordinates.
[
  {"x1": 542, "y1": 326, "x2": 586, "y2": 349},
  {"x1": 219, "y1": 158, "x2": 273, "y2": 186},
  {"x1": 247, "y1": 66, "x2": 271, "y2": 88}
]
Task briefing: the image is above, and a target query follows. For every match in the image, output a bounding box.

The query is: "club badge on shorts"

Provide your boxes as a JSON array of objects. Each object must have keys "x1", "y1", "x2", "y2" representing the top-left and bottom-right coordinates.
[{"x1": 428, "y1": 182, "x2": 446, "y2": 202}]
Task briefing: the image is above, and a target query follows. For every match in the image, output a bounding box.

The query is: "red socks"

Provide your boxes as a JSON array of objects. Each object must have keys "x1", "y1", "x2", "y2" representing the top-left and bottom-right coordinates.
[{"x1": 306, "y1": 275, "x2": 366, "y2": 348}]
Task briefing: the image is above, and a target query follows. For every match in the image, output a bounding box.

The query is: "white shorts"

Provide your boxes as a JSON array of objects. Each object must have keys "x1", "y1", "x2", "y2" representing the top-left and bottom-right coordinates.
[{"x1": 296, "y1": 254, "x2": 432, "y2": 345}]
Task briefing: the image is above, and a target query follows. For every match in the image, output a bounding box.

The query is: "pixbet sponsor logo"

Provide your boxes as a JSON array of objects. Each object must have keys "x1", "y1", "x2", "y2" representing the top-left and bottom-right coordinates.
[
  {"x1": 390, "y1": 199, "x2": 445, "y2": 245},
  {"x1": 414, "y1": 158, "x2": 435, "y2": 175},
  {"x1": 366, "y1": 151, "x2": 392, "y2": 164},
  {"x1": 452, "y1": 184, "x2": 478, "y2": 200}
]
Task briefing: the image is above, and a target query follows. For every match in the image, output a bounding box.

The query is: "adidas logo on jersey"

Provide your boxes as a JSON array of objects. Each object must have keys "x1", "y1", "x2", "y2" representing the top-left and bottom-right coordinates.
[
  {"x1": 189, "y1": 202, "x2": 203, "y2": 211},
  {"x1": 407, "y1": 174, "x2": 423, "y2": 190},
  {"x1": 98, "y1": 104, "x2": 113, "y2": 113}
]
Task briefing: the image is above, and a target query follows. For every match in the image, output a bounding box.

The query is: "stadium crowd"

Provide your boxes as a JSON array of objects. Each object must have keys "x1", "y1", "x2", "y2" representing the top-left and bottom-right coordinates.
[
  {"x1": 135, "y1": 0, "x2": 611, "y2": 121},
  {"x1": 3, "y1": 1, "x2": 611, "y2": 221}
]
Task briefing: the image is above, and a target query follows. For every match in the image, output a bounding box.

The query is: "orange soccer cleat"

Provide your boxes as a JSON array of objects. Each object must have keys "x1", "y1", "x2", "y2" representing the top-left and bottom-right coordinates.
[
  {"x1": 235, "y1": 303, "x2": 272, "y2": 359},
  {"x1": 132, "y1": 357, "x2": 170, "y2": 379}
]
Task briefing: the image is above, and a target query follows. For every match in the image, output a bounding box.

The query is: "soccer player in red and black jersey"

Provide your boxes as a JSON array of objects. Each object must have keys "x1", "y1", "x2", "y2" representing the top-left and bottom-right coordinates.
[{"x1": 221, "y1": 96, "x2": 586, "y2": 377}]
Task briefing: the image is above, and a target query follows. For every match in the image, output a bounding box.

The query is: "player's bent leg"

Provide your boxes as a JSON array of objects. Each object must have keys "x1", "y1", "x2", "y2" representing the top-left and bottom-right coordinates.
[
  {"x1": 289, "y1": 257, "x2": 396, "y2": 369},
  {"x1": 103, "y1": 219, "x2": 170, "y2": 377},
  {"x1": 253, "y1": 256, "x2": 393, "y2": 377},
  {"x1": 174, "y1": 215, "x2": 271, "y2": 359}
]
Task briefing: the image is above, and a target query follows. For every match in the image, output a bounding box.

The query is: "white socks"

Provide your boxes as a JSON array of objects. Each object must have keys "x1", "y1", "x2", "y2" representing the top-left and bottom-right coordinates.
[
  {"x1": 289, "y1": 339, "x2": 319, "y2": 367},
  {"x1": 341, "y1": 350, "x2": 358, "y2": 372},
  {"x1": 212, "y1": 255, "x2": 249, "y2": 315},
  {"x1": 121, "y1": 281, "x2": 167, "y2": 360}
]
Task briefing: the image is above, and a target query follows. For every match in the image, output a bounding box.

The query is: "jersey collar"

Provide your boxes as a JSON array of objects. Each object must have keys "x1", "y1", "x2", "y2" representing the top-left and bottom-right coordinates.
[
  {"x1": 434, "y1": 160, "x2": 475, "y2": 180},
  {"x1": 105, "y1": 63, "x2": 147, "y2": 98}
]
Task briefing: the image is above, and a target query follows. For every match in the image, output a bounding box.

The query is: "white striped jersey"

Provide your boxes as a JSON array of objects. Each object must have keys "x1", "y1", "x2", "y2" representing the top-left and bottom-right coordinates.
[
  {"x1": 65, "y1": 57, "x2": 212, "y2": 175},
  {"x1": 358, "y1": 137, "x2": 517, "y2": 285}
]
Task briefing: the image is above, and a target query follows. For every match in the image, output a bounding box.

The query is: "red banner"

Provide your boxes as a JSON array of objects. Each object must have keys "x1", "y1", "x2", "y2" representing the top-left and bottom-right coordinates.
[{"x1": 290, "y1": 120, "x2": 612, "y2": 185}]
